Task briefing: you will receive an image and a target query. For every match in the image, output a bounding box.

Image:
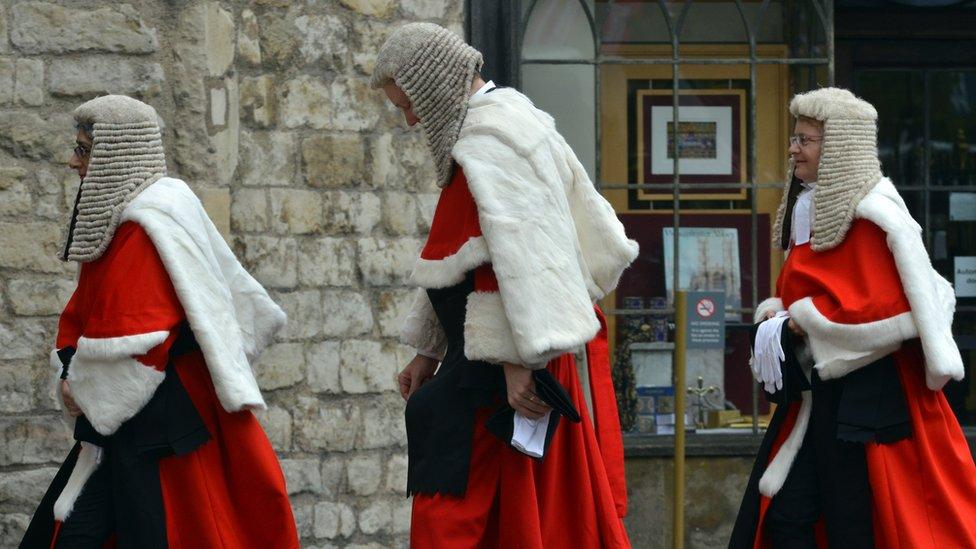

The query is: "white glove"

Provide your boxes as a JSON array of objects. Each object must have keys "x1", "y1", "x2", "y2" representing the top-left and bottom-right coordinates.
[{"x1": 751, "y1": 312, "x2": 789, "y2": 394}]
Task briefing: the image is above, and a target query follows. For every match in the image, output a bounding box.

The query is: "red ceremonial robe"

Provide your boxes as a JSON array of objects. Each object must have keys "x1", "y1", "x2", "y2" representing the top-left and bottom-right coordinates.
[
  {"x1": 407, "y1": 169, "x2": 630, "y2": 548},
  {"x1": 745, "y1": 219, "x2": 976, "y2": 548},
  {"x1": 33, "y1": 222, "x2": 298, "y2": 549}
]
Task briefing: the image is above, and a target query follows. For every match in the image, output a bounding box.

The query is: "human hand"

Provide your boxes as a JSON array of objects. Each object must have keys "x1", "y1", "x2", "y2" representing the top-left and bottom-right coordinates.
[
  {"x1": 60, "y1": 380, "x2": 83, "y2": 417},
  {"x1": 788, "y1": 318, "x2": 806, "y2": 337},
  {"x1": 397, "y1": 354, "x2": 438, "y2": 401},
  {"x1": 502, "y1": 363, "x2": 552, "y2": 420}
]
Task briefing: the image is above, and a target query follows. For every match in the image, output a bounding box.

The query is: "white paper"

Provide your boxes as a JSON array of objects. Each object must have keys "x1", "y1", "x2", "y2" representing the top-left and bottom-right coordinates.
[
  {"x1": 511, "y1": 411, "x2": 551, "y2": 458},
  {"x1": 955, "y1": 257, "x2": 976, "y2": 297},
  {"x1": 950, "y1": 193, "x2": 976, "y2": 222}
]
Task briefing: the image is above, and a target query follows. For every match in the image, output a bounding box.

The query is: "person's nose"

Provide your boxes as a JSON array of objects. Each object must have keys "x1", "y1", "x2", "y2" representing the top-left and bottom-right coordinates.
[{"x1": 788, "y1": 141, "x2": 801, "y2": 156}]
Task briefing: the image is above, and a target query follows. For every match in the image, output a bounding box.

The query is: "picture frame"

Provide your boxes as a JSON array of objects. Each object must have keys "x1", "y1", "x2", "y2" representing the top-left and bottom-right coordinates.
[{"x1": 636, "y1": 89, "x2": 748, "y2": 201}]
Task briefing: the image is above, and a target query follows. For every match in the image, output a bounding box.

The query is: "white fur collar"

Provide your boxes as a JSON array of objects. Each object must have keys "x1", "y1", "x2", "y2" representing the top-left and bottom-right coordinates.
[
  {"x1": 446, "y1": 88, "x2": 638, "y2": 366},
  {"x1": 121, "y1": 177, "x2": 285, "y2": 411},
  {"x1": 855, "y1": 178, "x2": 963, "y2": 389}
]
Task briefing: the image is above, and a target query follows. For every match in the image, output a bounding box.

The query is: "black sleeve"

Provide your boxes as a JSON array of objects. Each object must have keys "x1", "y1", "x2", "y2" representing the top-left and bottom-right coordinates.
[
  {"x1": 56, "y1": 346, "x2": 76, "y2": 380},
  {"x1": 836, "y1": 354, "x2": 911, "y2": 444}
]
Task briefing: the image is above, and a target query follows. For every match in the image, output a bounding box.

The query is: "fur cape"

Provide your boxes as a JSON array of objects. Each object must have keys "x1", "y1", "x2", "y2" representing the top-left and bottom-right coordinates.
[
  {"x1": 119, "y1": 177, "x2": 284, "y2": 411},
  {"x1": 402, "y1": 88, "x2": 639, "y2": 367},
  {"x1": 760, "y1": 177, "x2": 962, "y2": 391},
  {"x1": 753, "y1": 177, "x2": 963, "y2": 497}
]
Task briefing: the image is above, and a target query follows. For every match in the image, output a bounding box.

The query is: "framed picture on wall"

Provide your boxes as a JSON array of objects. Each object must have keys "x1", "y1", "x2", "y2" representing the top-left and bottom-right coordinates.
[{"x1": 636, "y1": 89, "x2": 748, "y2": 202}]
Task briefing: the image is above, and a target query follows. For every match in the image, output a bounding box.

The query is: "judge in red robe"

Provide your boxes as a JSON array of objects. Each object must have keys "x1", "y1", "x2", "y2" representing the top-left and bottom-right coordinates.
[
  {"x1": 730, "y1": 88, "x2": 976, "y2": 548},
  {"x1": 21, "y1": 95, "x2": 298, "y2": 548},
  {"x1": 371, "y1": 24, "x2": 637, "y2": 548}
]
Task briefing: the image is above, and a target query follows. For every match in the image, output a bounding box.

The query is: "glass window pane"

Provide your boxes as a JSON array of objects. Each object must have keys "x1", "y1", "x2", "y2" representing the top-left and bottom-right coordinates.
[
  {"x1": 856, "y1": 70, "x2": 926, "y2": 186},
  {"x1": 522, "y1": 0, "x2": 595, "y2": 60},
  {"x1": 932, "y1": 190, "x2": 976, "y2": 425},
  {"x1": 597, "y1": 1, "x2": 672, "y2": 44},
  {"x1": 616, "y1": 212, "x2": 771, "y2": 434},
  {"x1": 595, "y1": 1, "x2": 785, "y2": 45},
  {"x1": 929, "y1": 71, "x2": 976, "y2": 187},
  {"x1": 522, "y1": 64, "x2": 597, "y2": 180}
]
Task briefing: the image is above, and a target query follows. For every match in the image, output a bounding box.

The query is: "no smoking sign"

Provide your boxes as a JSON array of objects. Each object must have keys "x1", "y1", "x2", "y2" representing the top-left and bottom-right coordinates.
[
  {"x1": 695, "y1": 297, "x2": 716, "y2": 319},
  {"x1": 685, "y1": 291, "x2": 725, "y2": 349}
]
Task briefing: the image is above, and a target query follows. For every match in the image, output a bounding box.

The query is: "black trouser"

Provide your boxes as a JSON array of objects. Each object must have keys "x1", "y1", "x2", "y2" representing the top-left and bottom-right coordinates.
[
  {"x1": 55, "y1": 458, "x2": 114, "y2": 549},
  {"x1": 765, "y1": 373, "x2": 874, "y2": 548}
]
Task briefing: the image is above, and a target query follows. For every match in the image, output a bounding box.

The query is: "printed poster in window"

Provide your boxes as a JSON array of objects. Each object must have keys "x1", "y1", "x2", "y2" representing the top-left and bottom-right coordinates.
[{"x1": 662, "y1": 227, "x2": 742, "y2": 320}]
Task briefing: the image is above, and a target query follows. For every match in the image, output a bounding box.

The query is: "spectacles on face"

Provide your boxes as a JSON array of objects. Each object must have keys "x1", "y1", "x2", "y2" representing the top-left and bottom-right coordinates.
[
  {"x1": 73, "y1": 144, "x2": 91, "y2": 158},
  {"x1": 789, "y1": 134, "x2": 823, "y2": 148}
]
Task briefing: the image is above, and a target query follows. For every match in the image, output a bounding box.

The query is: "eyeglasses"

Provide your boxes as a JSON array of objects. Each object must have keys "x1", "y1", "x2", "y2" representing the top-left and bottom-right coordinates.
[
  {"x1": 73, "y1": 144, "x2": 91, "y2": 158},
  {"x1": 789, "y1": 134, "x2": 823, "y2": 148}
]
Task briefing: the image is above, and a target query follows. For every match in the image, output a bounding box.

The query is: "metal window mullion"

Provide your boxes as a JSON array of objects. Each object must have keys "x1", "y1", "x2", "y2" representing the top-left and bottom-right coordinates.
[
  {"x1": 521, "y1": 57, "x2": 832, "y2": 66},
  {"x1": 599, "y1": 182, "x2": 796, "y2": 190},
  {"x1": 925, "y1": 71, "x2": 933, "y2": 250},
  {"x1": 733, "y1": 0, "x2": 763, "y2": 435},
  {"x1": 826, "y1": 0, "x2": 835, "y2": 84},
  {"x1": 596, "y1": 0, "x2": 608, "y2": 192}
]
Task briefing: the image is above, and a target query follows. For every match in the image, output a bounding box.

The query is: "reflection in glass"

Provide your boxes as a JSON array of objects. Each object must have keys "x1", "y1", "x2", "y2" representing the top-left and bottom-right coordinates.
[
  {"x1": 522, "y1": 0, "x2": 595, "y2": 60},
  {"x1": 856, "y1": 71, "x2": 925, "y2": 185},
  {"x1": 594, "y1": 1, "x2": 784, "y2": 45},
  {"x1": 930, "y1": 71, "x2": 976, "y2": 187},
  {"x1": 522, "y1": 65, "x2": 597, "y2": 179}
]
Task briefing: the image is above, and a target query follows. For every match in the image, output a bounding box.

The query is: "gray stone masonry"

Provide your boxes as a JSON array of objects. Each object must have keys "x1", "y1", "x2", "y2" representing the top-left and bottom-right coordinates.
[{"x1": 0, "y1": 1, "x2": 462, "y2": 546}]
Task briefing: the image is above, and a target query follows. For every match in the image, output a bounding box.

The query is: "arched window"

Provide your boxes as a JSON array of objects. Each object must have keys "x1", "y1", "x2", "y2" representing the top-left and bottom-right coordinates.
[{"x1": 513, "y1": 0, "x2": 833, "y2": 440}]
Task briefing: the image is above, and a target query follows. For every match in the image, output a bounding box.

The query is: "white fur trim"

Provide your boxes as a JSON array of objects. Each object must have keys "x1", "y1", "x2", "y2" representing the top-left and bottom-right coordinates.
[
  {"x1": 53, "y1": 442, "x2": 102, "y2": 521},
  {"x1": 122, "y1": 177, "x2": 283, "y2": 412},
  {"x1": 75, "y1": 331, "x2": 170, "y2": 360},
  {"x1": 410, "y1": 236, "x2": 490, "y2": 289},
  {"x1": 454, "y1": 89, "x2": 628, "y2": 365},
  {"x1": 556, "y1": 134, "x2": 640, "y2": 300},
  {"x1": 856, "y1": 179, "x2": 964, "y2": 390},
  {"x1": 464, "y1": 291, "x2": 528, "y2": 367},
  {"x1": 790, "y1": 297, "x2": 918, "y2": 352},
  {"x1": 400, "y1": 288, "x2": 447, "y2": 360},
  {"x1": 788, "y1": 296, "x2": 917, "y2": 380},
  {"x1": 754, "y1": 297, "x2": 785, "y2": 323},
  {"x1": 759, "y1": 391, "x2": 812, "y2": 498},
  {"x1": 68, "y1": 332, "x2": 168, "y2": 435}
]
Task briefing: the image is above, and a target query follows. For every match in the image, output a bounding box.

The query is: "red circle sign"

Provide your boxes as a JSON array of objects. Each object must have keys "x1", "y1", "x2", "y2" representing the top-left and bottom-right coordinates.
[{"x1": 696, "y1": 298, "x2": 716, "y2": 319}]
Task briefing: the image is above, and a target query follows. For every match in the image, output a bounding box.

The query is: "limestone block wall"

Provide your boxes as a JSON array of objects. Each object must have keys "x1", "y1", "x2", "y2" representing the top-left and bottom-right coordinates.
[{"x1": 0, "y1": 1, "x2": 461, "y2": 547}]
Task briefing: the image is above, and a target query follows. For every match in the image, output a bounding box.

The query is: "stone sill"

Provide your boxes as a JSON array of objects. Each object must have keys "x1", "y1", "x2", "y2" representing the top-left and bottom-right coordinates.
[{"x1": 623, "y1": 426, "x2": 976, "y2": 458}]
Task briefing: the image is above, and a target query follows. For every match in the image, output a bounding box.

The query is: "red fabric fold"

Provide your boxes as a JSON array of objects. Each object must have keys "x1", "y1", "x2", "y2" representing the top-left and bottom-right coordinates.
[
  {"x1": 50, "y1": 222, "x2": 298, "y2": 548},
  {"x1": 586, "y1": 305, "x2": 628, "y2": 518},
  {"x1": 410, "y1": 353, "x2": 631, "y2": 548},
  {"x1": 420, "y1": 169, "x2": 483, "y2": 262},
  {"x1": 865, "y1": 341, "x2": 976, "y2": 549},
  {"x1": 750, "y1": 218, "x2": 976, "y2": 547},
  {"x1": 778, "y1": 219, "x2": 911, "y2": 324}
]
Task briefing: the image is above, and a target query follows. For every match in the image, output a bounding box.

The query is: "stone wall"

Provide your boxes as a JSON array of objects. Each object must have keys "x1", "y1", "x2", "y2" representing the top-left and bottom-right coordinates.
[
  {"x1": 0, "y1": 1, "x2": 461, "y2": 547},
  {"x1": 625, "y1": 455, "x2": 752, "y2": 548}
]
